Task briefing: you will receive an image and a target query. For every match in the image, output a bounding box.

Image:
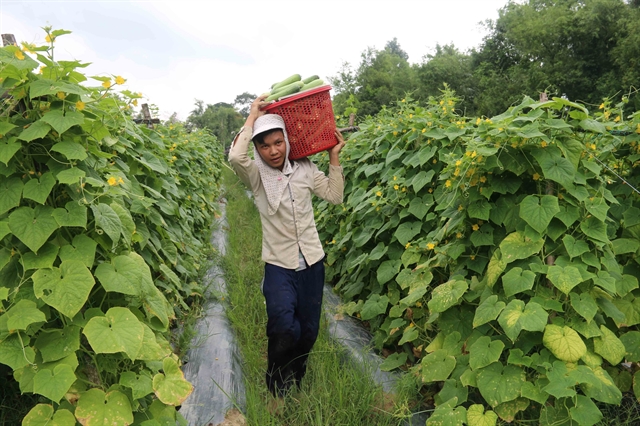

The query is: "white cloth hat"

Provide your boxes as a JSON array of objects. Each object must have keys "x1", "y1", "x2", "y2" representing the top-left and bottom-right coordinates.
[{"x1": 252, "y1": 114, "x2": 294, "y2": 215}]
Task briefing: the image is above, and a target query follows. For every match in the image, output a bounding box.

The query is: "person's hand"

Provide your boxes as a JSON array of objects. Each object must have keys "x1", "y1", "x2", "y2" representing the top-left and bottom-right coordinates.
[
  {"x1": 249, "y1": 94, "x2": 270, "y2": 119},
  {"x1": 328, "y1": 130, "x2": 345, "y2": 166},
  {"x1": 328, "y1": 130, "x2": 346, "y2": 157}
]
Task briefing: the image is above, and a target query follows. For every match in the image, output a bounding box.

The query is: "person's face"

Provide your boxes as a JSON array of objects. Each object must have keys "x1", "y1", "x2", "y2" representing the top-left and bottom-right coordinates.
[{"x1": 256, "y1": 130, "x2": 286, "y2": 170}]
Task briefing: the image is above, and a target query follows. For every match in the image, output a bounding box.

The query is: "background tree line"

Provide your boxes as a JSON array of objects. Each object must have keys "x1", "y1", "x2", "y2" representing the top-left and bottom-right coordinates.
[{"x1": 188, "y1": 0, "x2": 640, "y2": 148}]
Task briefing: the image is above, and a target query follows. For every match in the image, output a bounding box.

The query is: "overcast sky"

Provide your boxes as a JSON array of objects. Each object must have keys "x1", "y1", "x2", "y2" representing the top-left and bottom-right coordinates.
[{"x1": 1, "y1": 0, "x2": 511, "y2": 120}]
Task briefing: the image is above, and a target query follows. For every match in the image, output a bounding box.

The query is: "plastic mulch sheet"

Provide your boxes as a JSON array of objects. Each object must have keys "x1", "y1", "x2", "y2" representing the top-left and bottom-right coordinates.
[
  {"x1": 322, "y1": 285, "x2": 429, "y2": 425},
  {"x1": 179, "y1": 200, "x2": 245, "y2": 426}
]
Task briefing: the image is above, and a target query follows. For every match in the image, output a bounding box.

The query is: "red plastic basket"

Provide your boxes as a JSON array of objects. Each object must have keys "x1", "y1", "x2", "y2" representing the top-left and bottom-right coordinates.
[{"x1": 263, "y1": 85, "x2": 337, "y2": 160}]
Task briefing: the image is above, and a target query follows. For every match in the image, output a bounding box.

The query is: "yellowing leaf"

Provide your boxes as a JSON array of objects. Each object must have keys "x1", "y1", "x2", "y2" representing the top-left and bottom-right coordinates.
[
  {"x1": 543, "y1": 324, "x2": 586, "y2": 362},
  {"x1": 152, "y1": 357, "x2": 193, "y2": 405}
]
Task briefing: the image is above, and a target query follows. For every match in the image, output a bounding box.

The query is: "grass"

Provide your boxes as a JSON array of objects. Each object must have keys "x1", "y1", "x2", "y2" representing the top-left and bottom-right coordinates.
[{"x1": 221, "y1": 167, "x2": 415, "y2": 425}]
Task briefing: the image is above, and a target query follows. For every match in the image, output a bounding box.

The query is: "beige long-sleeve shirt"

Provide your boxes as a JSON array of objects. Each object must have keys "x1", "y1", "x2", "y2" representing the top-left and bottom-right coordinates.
[{"x1": 228, "y1": 127, "x2": 344, "y2": 269}]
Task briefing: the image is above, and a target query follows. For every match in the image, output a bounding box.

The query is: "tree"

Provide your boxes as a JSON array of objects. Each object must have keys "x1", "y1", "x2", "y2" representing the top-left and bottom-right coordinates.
[
  {"x1": 415, "y1": 44, "x2": 476, "y2": 114},
  {"x1": 471, "y1": 0, "x2": 640, "y2": 115},
  {"x1": 186, "y1": 100, "x2": 244, "y2": 148},
  {"x1": 233, "y1": 92, "x2": 257, "y2": 118}
]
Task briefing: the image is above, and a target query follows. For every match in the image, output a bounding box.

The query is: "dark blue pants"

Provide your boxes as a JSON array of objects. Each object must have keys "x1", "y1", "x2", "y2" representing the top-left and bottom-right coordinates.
[{"x1": 262, "y1": 259, "x2": 324, "y2": 396}]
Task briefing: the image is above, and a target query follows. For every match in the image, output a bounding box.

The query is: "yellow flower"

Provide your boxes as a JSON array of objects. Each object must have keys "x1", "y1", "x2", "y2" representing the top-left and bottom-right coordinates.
[
  {"x1": 428, "y1": 188, "x2": 433, "y2": 193},
  {"x1": 45, "y1": 34, "x2": 55, "y2": 43},
  {"x1": 470, "y1": 255, "x2": 476, "y2": 260},
  {"x1": 75, "y1": 101, "x2": 85, "y2": 110},
  {"x1": 331, "y1": 239, "x2": 336, "y2": 244},
  {"x1": 476, "y1": 117, "x2": 482, "y2": 125},
  {"x1": 440, "y1": 100, "x2": 444, "y2": 105},
  {"x1": 118, "y1": 177, "x2": 124, "y2": 184},
  {"x1": 426, "y1": 243, "x2": 435, "y2": 250},
  {"x1": 558, "y1": 193, "x2": 564, "y2": 200},
  {"x1": 402, "y1": 187, "x2": 407, "y2": 192},
  {"x1": 432, "y1": 159, "x2": 437, "y2": 164},
  {"x1": 39, "y1": 66, "x2": 45, "y2": 74},
  {"x1": 599, "y1": 103, "x2": 605, "y2": 109},
  {"x1": 102, "y1": 80, "x2": 111, "y2": 89},
  {"x1": 376, "y1": 207, "x2": 380, "y2": 211},
  {"x1": 376, "y1": 191, "x2": 382, "y2": 197},
  {"x1": 472, "y1": 224, "x2": 480, "y2": 231},
  {"x1": 393, "y1": 131, "x2": 398, "y2": 136},
  {"x1": 445, "y1": 180, "x2": 452, "y2": 188},
  {"x1": 416, "y1": 302, "x2": 422, "y2": 307},
  {"x1": 456, "y1": 232, "x2": 463, "y2": 239},
  {"x1": 56, "y1": 91, "x2": 66, "y2": 100},
  {"x1": 590, "y1": 143, "x2": 596, "y2": 150},
  {"x1": 479, "y1": 176, "x2": 487, "y2": 183},
  {"x1": 394, "y1": 184, "x2": 399, "y2": 190},
  {"x1": 401, "y1": 99, "x2": 406, "y2": 103},
  {"x1": 393, "y1": 175, "x2": 397, "y2": 181},
  {"x1": 115, "y1": 76, "x2": 125, "y2": 85},
  {"x1": 458, "y1": 204, "x2": 464, "y2": 211},
  {"x1": 133, "y1": 99, "x2": 138, "y2": 106},
  {"x1": 107, "y1": 177, "x2": 118, "y2": 186},
  {"x1": 421, "y1": 128, "x2": 426, "y2": 133},
  {"x1": 471, "y1": 151, "x2": 477, "y2": 158},
  {"x1": 541, "y1": 141, "x2": 548, "y2": 148},
  {"x1": 604, "y1": 111, "x2": 611, "y2": 119},
  {"x1": 454, "y1": 168, "x2": 460, "y2": 177},
  {"x1": 533, "y1": 173, "x2": 541, "y2": 181},
  {"x1": 405, "y1": 243, "x2": 411, "y2": 249},
  {"x1": 614, "y1": 116, "x2": 621, "y2": 122},
  {"x1": 455, "y1": 160, "x2": 462, "y2": 166},
  {"x1": 14, "y1": 50, "x2": 25, "y2": 60}
]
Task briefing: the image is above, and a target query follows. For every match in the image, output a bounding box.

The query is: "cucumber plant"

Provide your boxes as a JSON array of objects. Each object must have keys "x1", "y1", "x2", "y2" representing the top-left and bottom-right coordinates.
[{"x1": 316, "y1": 90, "x2": 640, "y2": 425}]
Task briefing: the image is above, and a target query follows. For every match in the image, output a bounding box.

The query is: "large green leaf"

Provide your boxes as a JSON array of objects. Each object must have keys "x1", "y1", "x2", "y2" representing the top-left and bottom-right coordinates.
[
  {"x1": 21, "y1": 242, "x2": 59, "y2": 270},
  {"x1": 562, "y1": 235, "x2": 589, "y2": 259},
  {"x1": 394, "y1": 221, "x2": 422, "y2": 246},
  {"x1": 380, "y1": 352, "x2": 408, "y2": 372},
  {"x1": 5, "y1": 299, "x2": 45, "y2": 331},
  {"x1": 21, "y1": 404, "x2": 76, "y2": 426},
  {"x1": 468, "y1": 199, "x2": 491, "y2": 220},
  {"x1": 580, "y1": 216, "x2": 609, "y2": 243},
  {"x1": 32, "y1": 260, "x2": 95, "y2": 318},
  {"x1": 593, "y1": 325, "x2": 625, "y2": 365},
  {"x1": 542, "y1": 324, "x2": 586, "y2": 362},
  {"x1": 620, "y1": 331, "x2": 640, "y2": 362},
  {"x1": 119, "y1": 371, "x2": 154, "y2": 400},
  {"x1": 421, "y1": 349, "x2": 456, "y2": 383},
  {"x1": 8, "y1": 206, "x2": 59, "y2": 253},
  {"x1": 486, "y1": 249, "x2": 506, "y2": 287},
  {"x1": 51, "y1": 140, "x2": 88, "y2": 161},
  {"x1": 502, "y1": 267, "x2": 536, "y2": 297},
  {"x1": 56, "y1": 167, "x2": 86, "y2": 185},
  {"x1": 75, "y1": 389, "x2": 133, "y2": 426},
  {"x1": 531, "y1": 147, "x2": 575, "y2": 188},
  {"x1": 519, "y1": 195, "x2": 560, "y2": 234},
  {"x1": 18, "y1": 120, "x2": 51, "y2": 142},
  {"x1": 95, "y1": 253, "x2": 148, "y2": 296},
  {"x1": 434, "y1": 379, "x2": 468, "y2": 406},
  {"x1": 570, "y1": 292, "x2": 598, "y2": 323},
  {"x1": 469, "y1": 336, "x2": 504, "y2": 370},
  {"x1": 91, "y1": 203, "x2": 122, "y2": 246},
  {"x1": 83, "y1": 307, "x2": 144, "y2": 359},
  {"x1": 0, "y1": 334, "x2": 36, "y2": 369},
  {"x1": 41, "y1": 110, "x2": 85, "y2": 135},
  {"x1": 570, "y1": 395, "x2": 603, "y2": 426},
  {"x1": 426, "y1": 397, "x2": 467, "y2": 426},
  {"x1": 52, "y1": 201, "x2": 88, "y2": 228},
  {"x1": 584, "y1": 197, "x2": 609, "y2": 223},
  {"x1": 494, "y1": 398, "x2": 530, "y2": 423},
  {"x1": 428, "y1": 280, "x2": 468, "y2": 313},
  {"x1": 35, "y1": 326, "x2": 81, "y2": 363},
  {"x1": 546, "y1": 265, "x2": 583, "y2": 295},
  {"x1": 361, "y1": 294, "x2": 389, "y2": 320},
  {"x1": 473, "y1": 295, "x2": 505, "y2": 328},
  {"x1": 377, "y1": 259, "x2": 402, "y2": 285},
  {"x1": 499, "y1": 232, "x2": 544, "y2": 263},
  {"x1": 58, "y1": 234, "x2": 96, "y2": 268},
  {"x1": 0, "y1": 138, "x2": 21, "y2": 165},
  {"x1": 498, "y1": 300, "x2": 547, "y2": 341},
  {"x1": 152, "y1": 357, "x2": 193, "y2": 405},
  {"x1": 0, "y1": 177, "x2": 24, "y2": 215},
  {"x1": 582, "y1": 366, "x2": 622, "y2": 405},
  {"x1": 33, "y1": 364, "x2": 76, "y2": 403},
  {"x1": 476, "y1": 362, "x2": 525, "y2": 408},
  {"x1": 23, "y1": 172, "x2": 56, "y2": 204},
  {"x1": 543, "y1": 361, "x2": 577, "y2": 398}
]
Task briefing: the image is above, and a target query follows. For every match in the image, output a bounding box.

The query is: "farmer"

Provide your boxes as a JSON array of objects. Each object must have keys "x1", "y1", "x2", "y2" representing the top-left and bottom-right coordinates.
[{"x1": 228, "y1": 94, "x2": 345, "y2": 410}]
